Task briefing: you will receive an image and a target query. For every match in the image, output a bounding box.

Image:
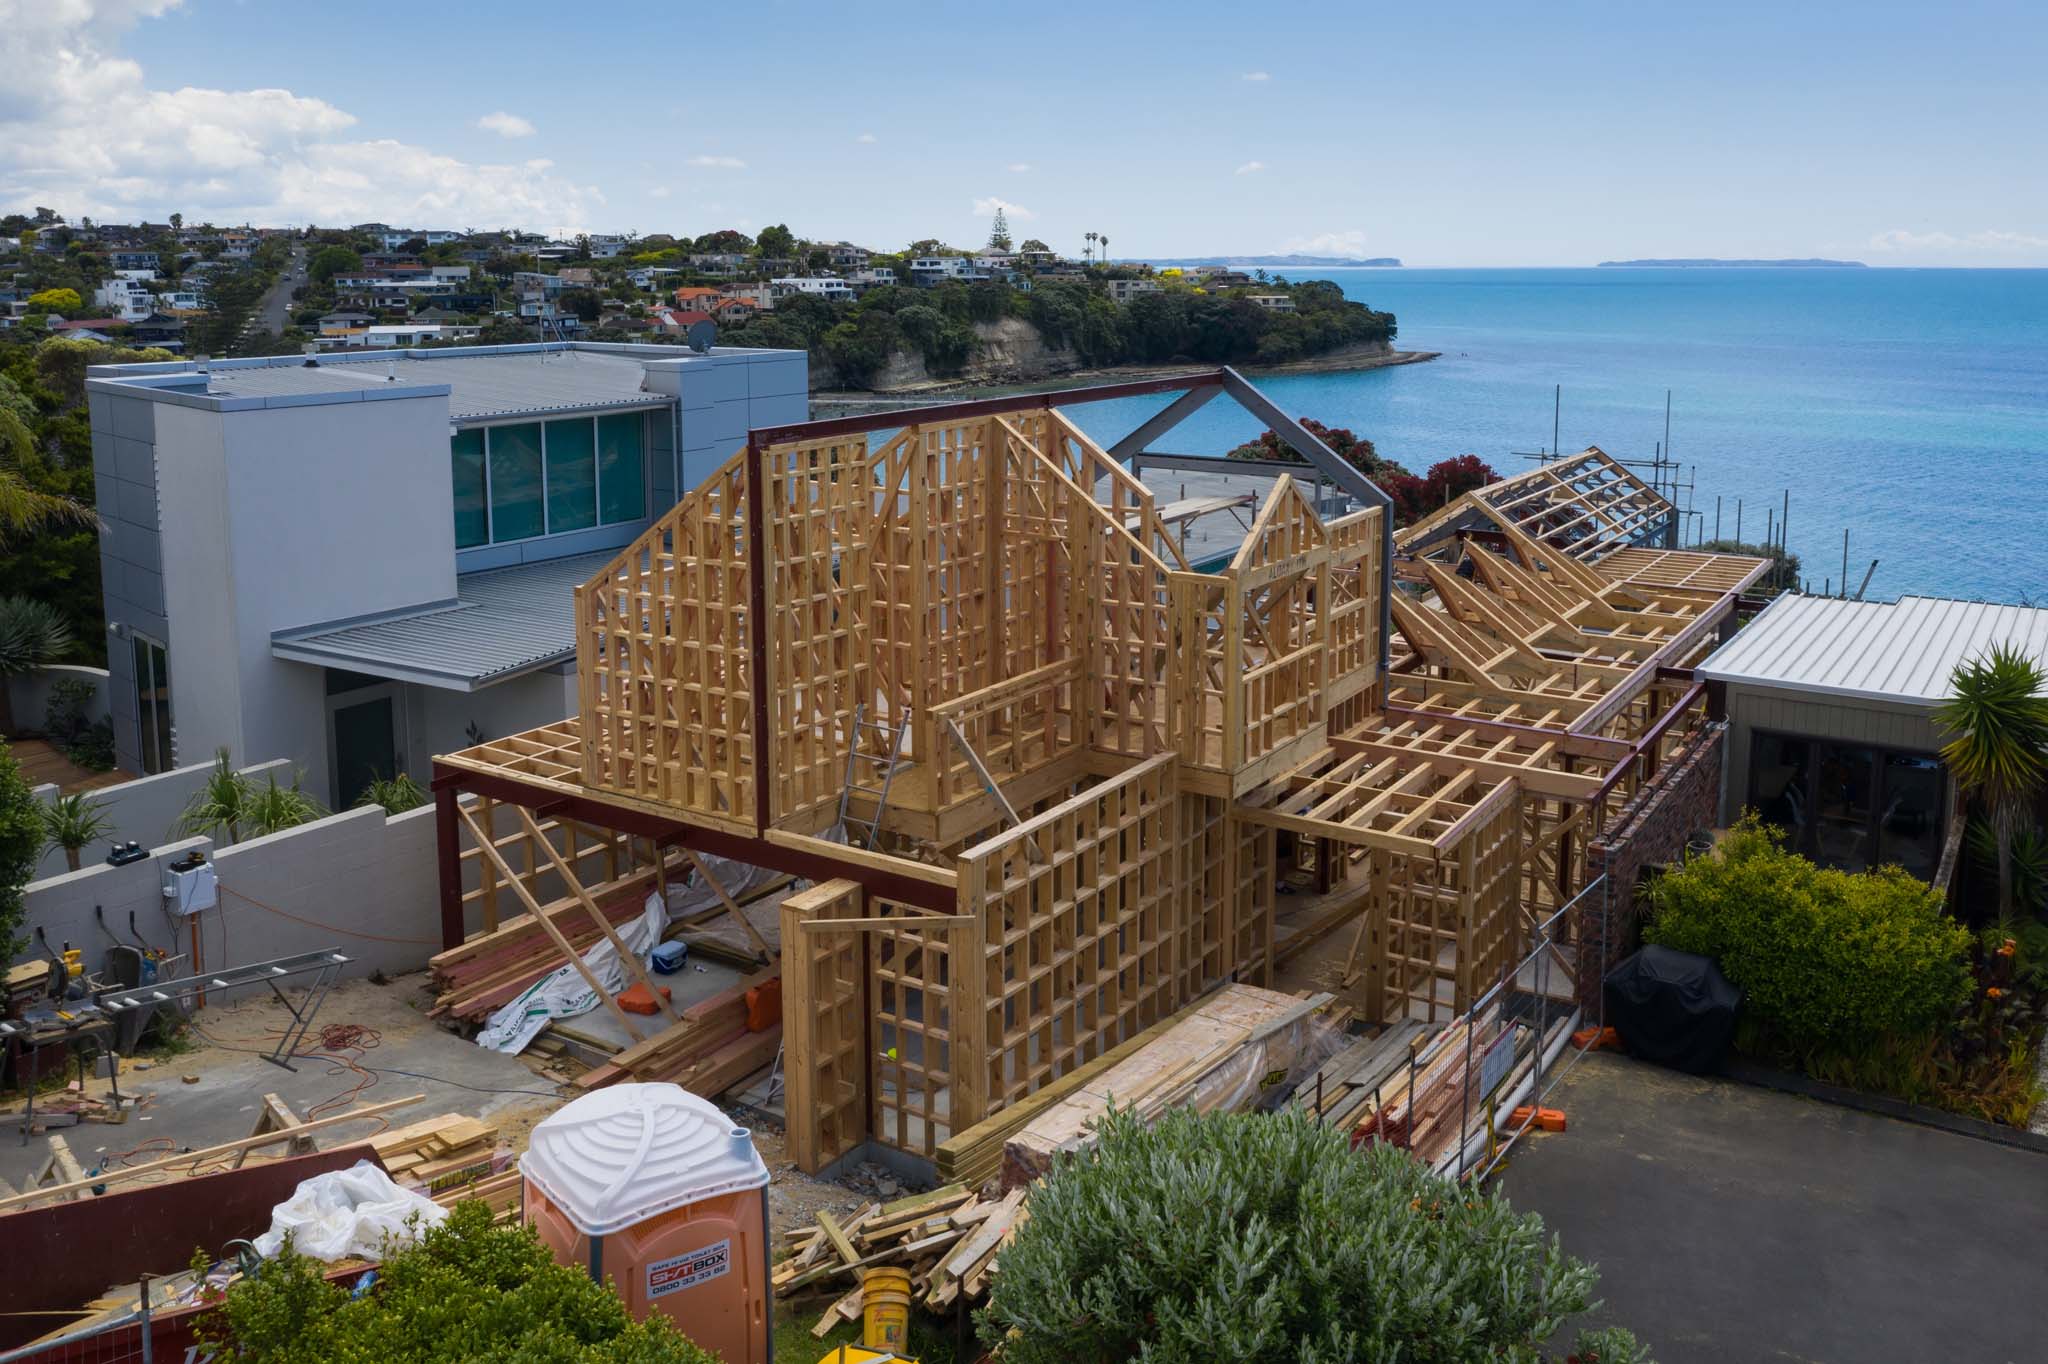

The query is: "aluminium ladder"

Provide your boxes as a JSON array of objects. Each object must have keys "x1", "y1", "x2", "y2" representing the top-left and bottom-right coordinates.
[{"x1": 836, "y1": 702, "x2": 910, "y2": 849}]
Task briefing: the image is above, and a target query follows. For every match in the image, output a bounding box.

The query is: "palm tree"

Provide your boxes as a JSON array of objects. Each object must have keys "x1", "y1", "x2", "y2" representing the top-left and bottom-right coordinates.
[
  {"x1": 244, "y1": 772, "x2": 326, "y2": 838},
  {"x1": 1937, "y1": 642, "x2": 2048, "y2": 922},
  {"x1": 355, "y1": 772, "x2": 427, "y2": 816},
  {"x1": 1, "y1": 410, "x2": 96, "y2": 547},
  {"x1": 0, "y1": 595, "x2": 73, "y2": 737},
  {"x1": 1099, "y1": 234, "x2": 1110, "y2": 264},
  {"x1": 39, "y1": 791, "x2": 113, "y2": 871},
  {"x1": 175, "y1": 748, "x2": 253, "y2": 844},
  {"x1": 1084, "y1": 231, "x2": 1097, "y2": 264}
]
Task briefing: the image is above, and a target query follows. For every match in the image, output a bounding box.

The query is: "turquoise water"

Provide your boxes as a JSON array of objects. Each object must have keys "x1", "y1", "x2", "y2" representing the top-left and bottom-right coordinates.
[{"x1": 1067, "y1": 268, "x2": 2048, "y2": 602}]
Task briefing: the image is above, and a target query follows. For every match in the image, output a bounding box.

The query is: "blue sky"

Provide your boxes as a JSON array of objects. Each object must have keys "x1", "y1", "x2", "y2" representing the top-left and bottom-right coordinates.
[{"x1": 3, "y1": 0, "x2": 2045, "y2": 265}]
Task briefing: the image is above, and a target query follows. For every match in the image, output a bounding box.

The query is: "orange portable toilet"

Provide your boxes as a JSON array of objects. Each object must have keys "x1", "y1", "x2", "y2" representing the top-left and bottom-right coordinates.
[{"x1": 521, "y1": 1083, "x2": 771, "y2": 1364}]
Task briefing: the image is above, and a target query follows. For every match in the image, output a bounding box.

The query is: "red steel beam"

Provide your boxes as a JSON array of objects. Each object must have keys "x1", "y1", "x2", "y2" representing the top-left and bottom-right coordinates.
[{"x1": 431, "y1": 762, "x2": 958, "y2": 915}]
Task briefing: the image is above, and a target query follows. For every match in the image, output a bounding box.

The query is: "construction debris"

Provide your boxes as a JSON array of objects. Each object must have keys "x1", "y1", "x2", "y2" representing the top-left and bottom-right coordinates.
[
  {"x1": 773, "y1": 1182, "x2": 1030, "y2": 1328},
  {"x1": 1001, "y1": 986, "x2": 1344, "y2": 1188}
]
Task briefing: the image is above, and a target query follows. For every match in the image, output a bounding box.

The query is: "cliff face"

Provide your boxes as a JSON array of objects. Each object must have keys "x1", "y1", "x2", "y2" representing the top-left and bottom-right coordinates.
[{"x1": 811, "y1": 317, "x2": 1080, "y2": 392}]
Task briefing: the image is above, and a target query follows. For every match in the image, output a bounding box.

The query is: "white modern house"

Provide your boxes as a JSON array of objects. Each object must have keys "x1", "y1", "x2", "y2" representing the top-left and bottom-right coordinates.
[
  {"x1": 85, "y1": 341, "x2": 808, "y2": 806},
  {"x1": 769, "y1": 276, "x2": 855, "y2": 300},
  {"x1": 95, "y1": 276, "x2": 158, "y2": 321}
]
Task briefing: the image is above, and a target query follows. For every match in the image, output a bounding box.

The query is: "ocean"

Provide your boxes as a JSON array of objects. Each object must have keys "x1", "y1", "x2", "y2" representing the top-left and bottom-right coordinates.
[{"x1": 1068, "y1": 268, "x2": 2048, "y2": 602}]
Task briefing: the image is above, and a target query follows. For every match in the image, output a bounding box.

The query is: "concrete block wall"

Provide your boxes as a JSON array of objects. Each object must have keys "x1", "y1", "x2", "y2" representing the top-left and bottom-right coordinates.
[
  {"x1": 20, "y1": 803, "x2": 447, "y2": 1001},
  {"x1": 1579, "y1": 724, "x2": 1726, "y2": 1012},
  {"x1": 28, "y1": 755, "x2": 292, "y2": 882},
  {"x1": 19, "y1": 793, "x2": 601, "y2": 1006}
]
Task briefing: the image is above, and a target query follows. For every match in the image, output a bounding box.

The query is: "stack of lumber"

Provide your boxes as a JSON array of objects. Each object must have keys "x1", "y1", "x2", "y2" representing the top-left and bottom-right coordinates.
[
  {"x1": 773, "y1": 1183, "x2": 1030, "y2": 1332},
  {"x1": 370, "y1": 1113, "x2": 500, "y2": 1194},
  {"x1": 1002, "y1": 986, "x2": 1342, "y2": 1188},
  {"x1": 1350, "y1": 1006, "x2": 1502, "y2": 1164},
  {"x1": 431, "y1": 871, "x2": 793, "y2": 1022},
  {"x1": 1296, "y1": 1019, "x2": 1441, "y2": 1132},
  {"x1": 433, "y1": 1167, "x2": 523, "y2": 1222},
  {"x1": 573, "y1": 970, "x2": 781, "y2": 1094},
  {"x1": 933, "y1": 994, "x2": 1216, "y2": 1191},
  {"x1": 430, "y1": 878, "x2": 659, "y2": 1020}
]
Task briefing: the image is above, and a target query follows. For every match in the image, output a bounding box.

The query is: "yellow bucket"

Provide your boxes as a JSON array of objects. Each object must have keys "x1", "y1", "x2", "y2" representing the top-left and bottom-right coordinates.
[{"x1": 861, "y1": 1266, "x2": 912, "y2": 1352}]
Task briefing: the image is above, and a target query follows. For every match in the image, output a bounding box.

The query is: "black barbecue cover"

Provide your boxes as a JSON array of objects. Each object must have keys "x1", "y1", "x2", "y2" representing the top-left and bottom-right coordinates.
[{"x1": 1603, "y1": 945, "x2": 1742, "y2": 1074}]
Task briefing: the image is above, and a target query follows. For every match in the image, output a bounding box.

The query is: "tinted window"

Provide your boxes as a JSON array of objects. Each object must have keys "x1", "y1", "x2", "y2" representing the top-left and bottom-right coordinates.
[
  {"x1": 598, "y1": 412, "x2": 646, "y2": 524},
  {"x1": 450, "y1": 428, "x2": 487, "y2": 547},
  {"x1": 544, "y1": 418, "x2": 597, "y2": 533},
  {"x1": 487, "y1": 423, "x2": 544, "y2": 541}
]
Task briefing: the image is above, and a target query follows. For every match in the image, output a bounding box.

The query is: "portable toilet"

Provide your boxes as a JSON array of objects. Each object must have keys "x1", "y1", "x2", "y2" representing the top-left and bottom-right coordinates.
[{"x1": 521, "y1": 1083, "x2": 771, "y2": 1364}]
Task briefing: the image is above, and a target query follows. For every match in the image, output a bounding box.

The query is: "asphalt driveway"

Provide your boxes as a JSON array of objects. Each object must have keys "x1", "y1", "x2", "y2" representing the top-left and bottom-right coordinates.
[{"x1": 1499, "y1": 1053, "x2": 2048, "y2": 1364}]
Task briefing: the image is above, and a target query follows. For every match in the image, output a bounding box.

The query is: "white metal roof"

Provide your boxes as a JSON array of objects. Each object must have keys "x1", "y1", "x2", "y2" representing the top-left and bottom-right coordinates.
[
  {"x1": 1697, "y1": 593, "x2": 2048, "y2": 706},
  {"x1": 203, "y1": 348, "x2": 672, "y2": 422},
  {"x1": 271, "y1": 551, "x2": 613, "y2": 690}
]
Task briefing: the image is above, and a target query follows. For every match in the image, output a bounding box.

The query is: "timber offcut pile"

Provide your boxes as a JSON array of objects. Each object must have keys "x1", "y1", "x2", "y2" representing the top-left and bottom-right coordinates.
[
  {"x1": 1001, "y1": 985, "x2": 1344, "y2": 1188},
  {"x1": 573, "y1": 972, "x2": 782, "y2": 1093},
  {"x1": 774, "y1": 1183, "x2": 1029, "y2": 1332}
]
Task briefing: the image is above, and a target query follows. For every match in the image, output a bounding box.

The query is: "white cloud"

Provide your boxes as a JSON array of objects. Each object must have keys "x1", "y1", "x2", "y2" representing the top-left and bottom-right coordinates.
[
  {"x1": 476, "y1": 111, "x2": 535, "y2": 139},
  {"x1": 689, "y1": 154, "x2": 746, "y2": 169},
  {"x1": 0, "y1": 1, "x2": 605, "y2": 231},
  {"x1": 973, "y1": 196, "x2": 1033, "y2": 220},
  {"x1": 1235, "y1": 160, "x2": 1266, "y2": 175},
  {"x1": 1868, "y1": 228, "x2": 2048, "y2": 254},
  {"x1": 1008, "y1": 162, "x2": 1032, "y2": 173},
  {"x1": 1242, "y1": 70, "x2": 1270, "y2": 81},
  {"x1": 648, "y1": 186, "x2": 671, "y2": 199},
  {"x1": 1282, "y1": 229, "x2": 1370, "y2": 257},
  {"x1": 857, "y1": 132, "x2": 877, "y2": 144}
]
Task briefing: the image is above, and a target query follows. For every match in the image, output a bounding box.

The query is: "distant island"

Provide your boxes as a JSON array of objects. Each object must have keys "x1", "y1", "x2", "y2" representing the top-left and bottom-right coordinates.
[
  {"x1": 1142, "y1": 255, "x2": 1403, "y2": 268},
  {"x1": 1596, "y1": 258, "x2": 1867, "y2": 268}
]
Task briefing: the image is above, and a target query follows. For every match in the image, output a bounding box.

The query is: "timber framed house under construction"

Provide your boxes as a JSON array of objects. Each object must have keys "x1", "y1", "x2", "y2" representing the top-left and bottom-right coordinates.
[{"x1": 428, "y1": 368, "x2": 1770, "y2": 1174}]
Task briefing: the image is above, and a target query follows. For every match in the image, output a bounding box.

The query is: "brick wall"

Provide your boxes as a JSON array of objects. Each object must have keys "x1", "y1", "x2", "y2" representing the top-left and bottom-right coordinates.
[{"x1": 1578, "y1": 723, "x2": 1725, "y2": 1011}]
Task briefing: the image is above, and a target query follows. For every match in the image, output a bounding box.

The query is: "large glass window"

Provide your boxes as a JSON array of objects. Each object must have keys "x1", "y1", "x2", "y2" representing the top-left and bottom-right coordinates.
[
  {"x1": 1746, "y1": 730, "x2": 1947, "y2": 878},
  {"x1": 597, "y1": 413, "x2": 646, "y2": 524},
  {"x1": 133, "y1": 635, "x2": 172, "y2": 775},
  {"x1": 453, "y1": 413, "x2": 650, "y2": 547},
  {"x1": 1814, "y1": 742, "x2": 1876, "y2": 872},
  {"x1": 1749, "y1": 733, "x2": 1811, "y2": 849},
  {"x1": 544, "y1": 418, "x2": 597, "y2": 533},
  {"x1": 1878, "y1": 754, "x2": 1945, "y2": 879},
  {"x1": 487, "y1": 422, "x2": 544, "y2": 541},
  {"x1": 450, "y1": 428, "x2": 487, "y2": 548}
]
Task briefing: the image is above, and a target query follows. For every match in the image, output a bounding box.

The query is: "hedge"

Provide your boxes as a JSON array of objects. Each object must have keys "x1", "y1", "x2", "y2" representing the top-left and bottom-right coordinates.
[
  {"x1": 199, "y1": 1200, "x2": 719, "y2": 1364},
  {"x1": 982, "y1": 1105, "x2": 1649, "y2": 1364},
  {"x1": 1643, "y1": 816, "x2": 1974, "y2": 1052}
]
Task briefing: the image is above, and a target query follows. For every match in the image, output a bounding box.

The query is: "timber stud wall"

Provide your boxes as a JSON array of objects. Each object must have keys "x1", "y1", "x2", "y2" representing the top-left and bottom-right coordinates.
[{"x1": 437, "y1": 384, "x2": 1766, "y2": 1175}]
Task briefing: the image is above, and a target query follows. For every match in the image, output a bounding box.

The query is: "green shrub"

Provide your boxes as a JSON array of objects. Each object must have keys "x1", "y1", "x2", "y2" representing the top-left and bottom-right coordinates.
[
  {"x1": 200, "y1": 1199, "x2": 719, "y2": 1363},
  {"x1": 982, "y1": 1106, "x2": 1648, "y2": 1364},
  {"x1": 1643, "y1": 815, "x2": 1973, "y2": 1053}
]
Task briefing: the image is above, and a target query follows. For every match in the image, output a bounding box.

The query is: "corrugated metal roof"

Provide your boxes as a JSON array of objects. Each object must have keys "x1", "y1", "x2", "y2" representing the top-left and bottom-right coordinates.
[
  {"x1": 1697, "y1": 594, "x2": 2048, "y2": 705},
  {"x1": 205, "y1": 350, "x2": 674, "y2": 422},
  {"x1": 271, "y1": 551, "x2": 613, "y2": 689}
]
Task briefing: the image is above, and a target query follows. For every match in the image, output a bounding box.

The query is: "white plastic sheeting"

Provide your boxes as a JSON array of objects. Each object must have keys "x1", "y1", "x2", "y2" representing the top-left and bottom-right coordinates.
[
  {"x1": 476, "y1": 892, "x2": 667, "y2": 1054},
  {"x1": 252, "y1": 1160, "x2": 448, "y2": 1262}
]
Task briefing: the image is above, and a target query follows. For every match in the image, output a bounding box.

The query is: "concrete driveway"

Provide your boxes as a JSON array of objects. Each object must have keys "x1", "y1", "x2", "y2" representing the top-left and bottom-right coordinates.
[{"x1": 1499, "y1": 1053, "x2": 2048, "y2": 1364}]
